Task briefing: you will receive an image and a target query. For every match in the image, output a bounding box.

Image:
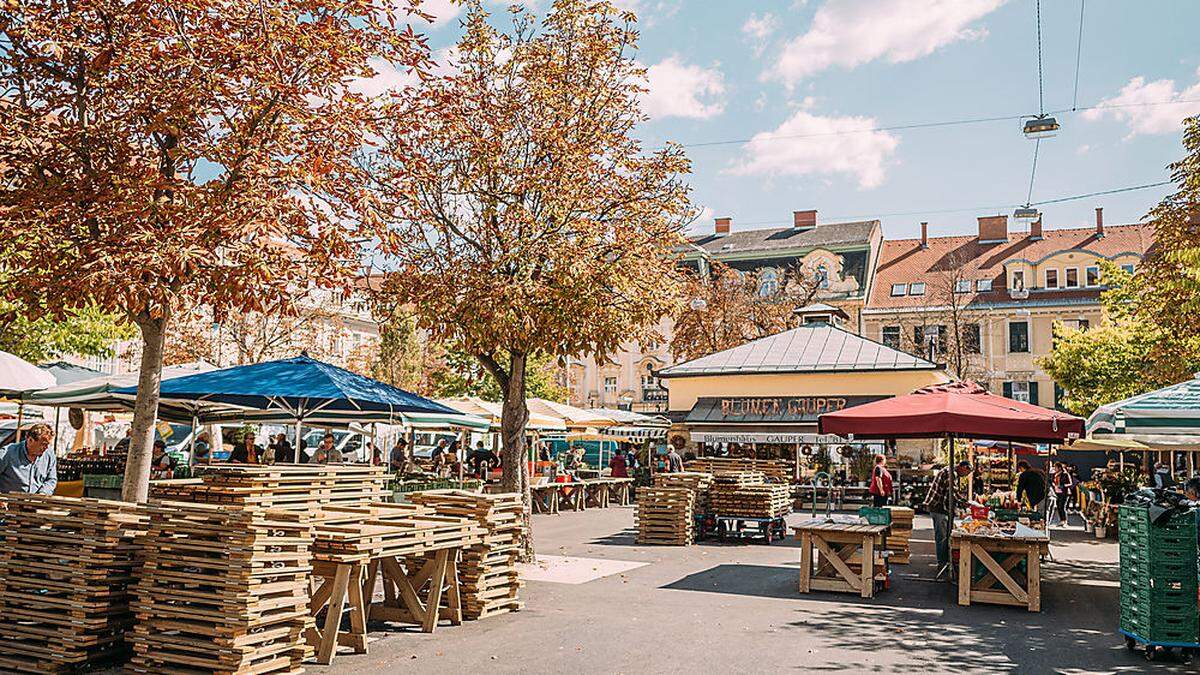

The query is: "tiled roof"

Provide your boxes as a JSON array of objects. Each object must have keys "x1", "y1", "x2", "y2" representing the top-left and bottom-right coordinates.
[
  {"x1": 867, "y1": 223, "x2": 1155, "y2": 311},
  {"x1": 687, "y1": 220, "x2": 878, "y2": 256},
  {"x1": 656, "y1": 323, "x2": 940, "y2": 378}
]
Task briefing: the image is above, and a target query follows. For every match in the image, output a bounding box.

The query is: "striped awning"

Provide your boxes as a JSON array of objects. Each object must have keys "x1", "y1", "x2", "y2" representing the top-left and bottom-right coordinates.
[{"x1": 1088, "y1": 375, "x2": 1200, "y2": 437}]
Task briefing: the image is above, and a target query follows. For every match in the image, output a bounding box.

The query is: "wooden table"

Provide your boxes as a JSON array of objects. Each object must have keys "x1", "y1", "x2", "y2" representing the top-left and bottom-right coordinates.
[
  {"x1": 793, "y1": 519, "x2": 890, "y2": 599},
  {"x1": 583, "y1": 479, "x2": 611, "y2": 508},
  {"x1": 531, "y1": 483, "x2": 560, "y2": 514},
  {"x1": 607, "y1": 477, "x2": 633, "y2": 505},
  {"x1": 559, "y1": 481, "x2": 586, "y2": 511},
  {"x1": 951, "y1": 530, "x2": 1049, "y2": 612}
]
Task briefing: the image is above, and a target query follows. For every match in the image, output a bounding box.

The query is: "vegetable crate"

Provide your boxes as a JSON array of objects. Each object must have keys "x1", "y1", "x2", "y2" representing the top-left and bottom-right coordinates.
[
  {"x1": 858, "y1": 506, "x2": 892, "y2": 526},
  {"x1": 1118, "y1": 504, "x2": 1200, "y2": 658}
]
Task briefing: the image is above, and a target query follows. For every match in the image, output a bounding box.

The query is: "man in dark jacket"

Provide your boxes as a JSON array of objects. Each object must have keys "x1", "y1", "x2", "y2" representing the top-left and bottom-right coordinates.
[{"x1": 1015, "y1": 461, "x2": 1047, "y2": 514}]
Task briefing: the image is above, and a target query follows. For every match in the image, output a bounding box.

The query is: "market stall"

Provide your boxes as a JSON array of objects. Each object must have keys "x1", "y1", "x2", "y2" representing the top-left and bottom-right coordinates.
[
  {"x1": 794, "y1": 516, "x2": 890, "y2": 599},
  {"x1": 952, "y1": 520, "x2": 1050, "y2": 612}
]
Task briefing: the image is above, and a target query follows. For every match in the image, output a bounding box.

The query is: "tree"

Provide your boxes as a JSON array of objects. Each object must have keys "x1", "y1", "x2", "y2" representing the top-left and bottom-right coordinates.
[
  {"x1": 0, "y1": 1, "x2": 429, "y2": 500},
  {"x1": 429, "y1": 347, "x2": 568, "y2": 402},
  {"x1": 1038, "y1": 263, "x2": 1160, "y2": 415},
  {"x1": 895, "y1": 249, "x2": 990, "y2": 381},
  {"x1": 671, "y1": 260, "x2": 821, "y2": 361},
  {"x1": 0, "y1": 299, "x2": 134, "y2": 364},
  {"x1": 367, "y1": 0, "x2": 693, "y2": 555},
  {"x1": 1133, "y1": 115, "x2": 1200, "y2": 383}
]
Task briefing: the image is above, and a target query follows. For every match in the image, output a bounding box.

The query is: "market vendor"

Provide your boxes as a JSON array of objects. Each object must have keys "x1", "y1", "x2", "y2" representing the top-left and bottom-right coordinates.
[
  {"x1": 468, "y1": 441, "x2": 499, "y2": 477},
  {"x1": 924, "y1": 460, "x2": 971, "y2": 580},
  {"x1": 1184, "y1": 478, "x2": 1200, "y2": 502},
  {"x1": 389, "y1": 438, "x2": 412, "y2": 473},
  {"x1": 0, "y1": 423, "x2": 57, "y2": 495},
  {"x1": 151, "y1": 439, "x2": 179, "y2": 478},
  {"x1": 313, "y1": 433, "x2": 342, "y2": 464},
  {"x1": 1015, "y1": 461, "x2": 1047, "y2": 514},
  {"x1": 229, "y1": 433, "x2": 261, "y2": 464}
]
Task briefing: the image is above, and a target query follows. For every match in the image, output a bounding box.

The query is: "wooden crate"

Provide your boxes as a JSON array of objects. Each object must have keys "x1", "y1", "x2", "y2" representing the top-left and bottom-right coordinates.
[
  {"x1": 408, "y1": 490, "x2": 525, "y2": 620},
  {"x1": 883, "y1": 506, "x2": 914, "y2": 564},
  {"x1": 635, "y1": 487, "x2": 694, "y2": 546},
  {"x1": 0, "y1": 494, "x2": 147, "y2": 674},
  {"x1": 129, "y1": 501, "x2": 314, "y2": 675}
]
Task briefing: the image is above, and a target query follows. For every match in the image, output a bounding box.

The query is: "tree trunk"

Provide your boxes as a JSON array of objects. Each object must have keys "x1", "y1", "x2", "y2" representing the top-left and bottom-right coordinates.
[
  {"x1": 497, "y1": 351, "x2": 534, "y2": 561},
  {"x1": 121, "y1": 312, "x2": 168, "y2": 502}
]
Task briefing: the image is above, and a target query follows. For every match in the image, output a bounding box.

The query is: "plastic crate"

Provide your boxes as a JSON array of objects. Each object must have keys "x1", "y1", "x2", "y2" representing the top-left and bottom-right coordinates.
[
  {"x1": 1121, "y1": 614, "x2": 1199, "y2": 645},
  {"x1": 1121, "y1": 587, "x2": 1198, "y2": 614},
  {"x1": 858, "y1": 506, "x2": 892, "y2": 525}
]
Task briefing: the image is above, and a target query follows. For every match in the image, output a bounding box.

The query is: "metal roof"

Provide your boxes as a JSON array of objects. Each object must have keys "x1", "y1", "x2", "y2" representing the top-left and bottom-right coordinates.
[{"x1": 657, "y1": 324, "x2": 941, "y2": 378}]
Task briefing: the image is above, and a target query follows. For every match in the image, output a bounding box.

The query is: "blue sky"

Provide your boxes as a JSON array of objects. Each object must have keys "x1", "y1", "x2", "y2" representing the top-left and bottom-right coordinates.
[{"x1": 407, "y1": 0, "x2": 1200, "y2": 240}]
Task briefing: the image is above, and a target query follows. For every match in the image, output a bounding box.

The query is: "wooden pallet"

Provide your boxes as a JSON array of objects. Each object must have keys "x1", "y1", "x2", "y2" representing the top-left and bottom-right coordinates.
[
  {"x1": 407, "y1": 491, "x2": 525, "y2": 620},
  {"x1": 0, "y1": 494, "x2": 147, "y2": 674},
  {"x1": 709, "y1": 483, "x2": 791, "y2": 519},
  {"x1": 635, "y1": 487, "x2": 694, "y2": 545},
  {"x1": 130, "y1": 500, "x2": 314, "y2": 674},
  {"x1": 710, "y1": 471, "x2": 766, "y2": 487},
  {"x1": 686, "y1": 458, "x2": 790, "y2": 482},
  {"x1": 653, "y1": 472, "x2": 714, "y2": 514},
  {"x1": 151, "y1": 464, "x2": 389, "y2": 513},
  {"x1": 883, "y1": 506, "x2": 914, "y2": 564}
]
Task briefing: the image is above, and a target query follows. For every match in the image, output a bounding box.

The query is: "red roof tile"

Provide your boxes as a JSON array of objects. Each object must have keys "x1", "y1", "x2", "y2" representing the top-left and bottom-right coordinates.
[{"x1": 867, "y1": 223, "x2": 1155, "y2": 310}]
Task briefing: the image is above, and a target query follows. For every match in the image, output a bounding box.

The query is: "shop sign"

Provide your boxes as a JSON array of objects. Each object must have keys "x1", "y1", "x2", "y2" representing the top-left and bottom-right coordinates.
[{"x1": 686, "y1": 396, "x2": 886, "y2": 424}]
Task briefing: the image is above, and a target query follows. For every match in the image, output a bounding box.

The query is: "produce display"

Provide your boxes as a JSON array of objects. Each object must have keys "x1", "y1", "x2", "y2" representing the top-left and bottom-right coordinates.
[{"x1": 57, "y1": 454, "x2": 125, "y2": 481}]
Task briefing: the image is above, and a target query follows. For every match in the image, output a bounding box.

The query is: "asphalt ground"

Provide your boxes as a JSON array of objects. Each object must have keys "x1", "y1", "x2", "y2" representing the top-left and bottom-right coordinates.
[{"x1": 314, "y1": 506, "x2": 1188, "y2": 675}]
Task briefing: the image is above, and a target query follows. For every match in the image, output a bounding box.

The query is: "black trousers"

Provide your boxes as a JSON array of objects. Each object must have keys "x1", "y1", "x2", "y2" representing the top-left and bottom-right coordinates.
[{"x1": 872, "y1": 494, "x2": 888, "y2": 507}]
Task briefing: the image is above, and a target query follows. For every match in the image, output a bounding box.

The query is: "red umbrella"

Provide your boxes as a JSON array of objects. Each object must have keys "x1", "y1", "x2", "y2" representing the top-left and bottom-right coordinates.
[{"x1": 817, "y1": 381, "x2": 1084, "y2": 443}]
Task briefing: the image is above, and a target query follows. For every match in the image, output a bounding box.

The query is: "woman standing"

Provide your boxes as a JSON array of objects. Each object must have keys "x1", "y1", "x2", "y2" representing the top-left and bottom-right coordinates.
[
  {"x1": 869, "y1": 454, "x2": 893, "y2": 507},
  {"x1": 1052, "y1": 461, "x2": 1075, "y2": 525}
]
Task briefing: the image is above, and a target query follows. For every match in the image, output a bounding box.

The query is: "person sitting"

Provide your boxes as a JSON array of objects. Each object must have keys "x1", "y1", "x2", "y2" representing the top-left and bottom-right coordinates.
[
  {"x1": 0, "y1": 423, "x2": 57, "y2": 495},
  {"x1": 192, "y1": 432, "x2": 212, "y2": 464},
  {"x1": 313, "y1": 433, "x2": 342, "y2": 464},
  {"x1": 271, "y1": 433, "x2": 295, "y2": 463},
  {"x1": 151, "y1": 439, "x2": 179, "y2": 478},
  {"x1": 228, "y1": 434, "x2": 260, "y2": 464}
]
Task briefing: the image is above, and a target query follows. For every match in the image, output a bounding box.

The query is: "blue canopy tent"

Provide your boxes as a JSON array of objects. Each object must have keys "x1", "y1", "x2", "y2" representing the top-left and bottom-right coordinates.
[{"x1": 113, "y1": 356, "x2": 488, "y2": 461}]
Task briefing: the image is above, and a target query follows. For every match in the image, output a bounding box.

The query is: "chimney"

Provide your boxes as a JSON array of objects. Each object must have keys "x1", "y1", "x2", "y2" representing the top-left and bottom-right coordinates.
[
  {"x1": 977, "y1": 215, "x2": 1009, "y2": 243},
  {"x1": 714, "y1": 216, "x2": 731, "y2": 236},
  {"x1": 1030, "y1": 217, "x2": 1043, "y2": 240},
  {"x1": 793, "y1": 209, "x2": 817, "y2": 230},
  {"x1": 1095, "y1": 207, "x2": 1105, "y2": 238},
  {"x1": 920, "y1": 222, "x2": 928, "y2": 249}
]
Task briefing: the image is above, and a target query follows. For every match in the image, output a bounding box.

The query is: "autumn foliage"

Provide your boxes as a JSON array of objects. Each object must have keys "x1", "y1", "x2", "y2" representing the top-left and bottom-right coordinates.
[{"x1": 0, "y1": 0, "x2": 429, "y2": 500}]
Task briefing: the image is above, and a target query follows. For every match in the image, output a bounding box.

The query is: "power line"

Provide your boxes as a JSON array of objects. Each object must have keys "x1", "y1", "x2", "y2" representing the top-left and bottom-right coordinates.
[
  {"x1": 675, "y1": 98, "x2": 1200, "y2": 150},
  {"x1": 1071, "y1": 0, "x2": 1086, "y2": 110},
  {"x1": 1030, "y1": 180, "x2": 1171, "y2": 206},
  {"x1": 1026, "y1": 138, "x2": 1041, "y2": 205},
  {"x1": 1035, "y1": 0, "x2": 1046, "y2": 115}
]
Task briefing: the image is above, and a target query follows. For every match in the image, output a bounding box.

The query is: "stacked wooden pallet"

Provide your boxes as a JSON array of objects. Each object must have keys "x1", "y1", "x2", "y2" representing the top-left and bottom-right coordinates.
[
  {"x1": 635, "y1": 487, "x2": 694, "y2": 545},
  {"x1": 653, "y1": 471, "x2": 714, "y2": 514},
  {"x1": 0, "y1": 494, "x2": 146, "y2": 674},
  {"x1": 686, "y1": 458, "x2": 790, "y2": 482},
  {"x1": 884, "y1": 506, "x2": 914, "y2": 564},
  {"x1": 709, "y1": 472, "x2": 791, "y2": 518},
  {"x1": 408, "y1": 490, "x2": 525, "y2": 619},
  {"x1": 312, "y1": 502, "x2": 482, "y2": 563},
  {"x1": 151, "y1": 463, "x2": 389, "y2": 511},
  {"x1": 129, "y1": 501, "x2": 314, "y2": 674}
]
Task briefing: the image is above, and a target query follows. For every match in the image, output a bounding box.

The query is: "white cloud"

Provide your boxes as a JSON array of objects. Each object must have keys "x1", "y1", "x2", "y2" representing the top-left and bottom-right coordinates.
[
  {"x1": 642, "y1": 56, "x2": 727, "y2": 120},
  {"x1": 349, "y1": 48, "x2": 458, "y2": 96},
  {"x1": 726, "y1": 110, "x2": 899, "y2": 189},
  {"x1": 742, "y1": 12, "x2": 779, "y2": 55},
  {"x1": 1082, "y1": 70, "x2": 1200, "y2": 137},
  {"x1": 414, "y1": 0, "x2": 462, "y2": 26},
  {"x1": 765, "y1": 0, "x2": 1005, "y2": 86}
]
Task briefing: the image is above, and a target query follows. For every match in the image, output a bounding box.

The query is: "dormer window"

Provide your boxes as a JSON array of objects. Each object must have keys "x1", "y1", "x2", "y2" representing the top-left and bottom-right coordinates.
[
  {"x1": 1045, "y1": 269, "x2": 1058, "y2": 289},
  {"x1": 909, "y1": 282, "x2": 926, "y2": 296},
  {"x1": 955, "y1": 280, "x2": 971, "y2": 294},
  {"x1": 890, "y1": 283, "x2": 907, "y2": 296},
  {"x1": 1011, "y1": 270, "x2": 1025, "y2": 291},
  {"x1": 977, "y1": 279, "x2": 994, "y2": 292}
]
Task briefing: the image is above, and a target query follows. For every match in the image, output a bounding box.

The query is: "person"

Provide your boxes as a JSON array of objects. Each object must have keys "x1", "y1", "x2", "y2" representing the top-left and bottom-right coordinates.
[
  {"x1": 431, "y1": 438, "x2": 449, "y2": 467},
  {"x1": 1184, "y1": 477, "x2": 1200, "y2": 502},
  {"x1": 370, "y1": 442, "x2": 383, "y2": 467},
  {"x1": 609, "y1": 448, "x2": 629, "y2": 478},
  {"x1": 869, "y1": 454, "x2": 893, "y2": 507},
  {"x1": 113, "y1": 428, "x2": 132, "y2": 454},
  {"x1": 666, "y1": 445, "x2": 684, "y2": 473},
  {"x1": 469, "y1": 441, "x2": 499, "y2": 478},
  {"x1": 151, "y1": 439, "x2": 178, "y2": 478},
  {"x1": 536, "y1": 442, "x2": 551, "y2": 462},
  {"x1": 192, "y1": 432, "x2": 212, "y2": 464},
  {"x1": 389, "y1": 438, "x2": 411, "y2": 473},
  {"x1": 1153, "y1": 462, "x2": 1175, "y2": 490},
  {"x1": 271, "y1": 433, "x2": 295, "y2": 464},
  {"x1": 229, "y1": 433, "x2": 260, "y2": 464},
  {"x1": 1015, "y1": 460, "x2": 1047, "y2": 514},
  {"x1": 924, "y1": 460, "x2": 972, "y2": 580},
  {"x1": 1052, "y1": 461, "x2": 1075, "y2": 525},
  {"x1": 313, "y1": 433, "x2": 342, "y2": 464},
  {"x1": 0, "y1": 424, "x2": 57, "y2": 495}
]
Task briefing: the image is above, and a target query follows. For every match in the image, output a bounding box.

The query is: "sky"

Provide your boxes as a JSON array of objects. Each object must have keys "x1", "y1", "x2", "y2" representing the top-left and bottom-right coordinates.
[{"x1": 396, "y1": 0, "x2": 1200, "y2": 241}]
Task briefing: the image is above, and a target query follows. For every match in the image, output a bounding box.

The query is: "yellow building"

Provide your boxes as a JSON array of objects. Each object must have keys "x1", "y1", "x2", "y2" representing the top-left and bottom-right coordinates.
[
  {"x1": 656, "y1": 319, "x2": 950, "y2": 457},
  {"x1": 861, "y1": 211, "x2": 1154, "y2": 409}
]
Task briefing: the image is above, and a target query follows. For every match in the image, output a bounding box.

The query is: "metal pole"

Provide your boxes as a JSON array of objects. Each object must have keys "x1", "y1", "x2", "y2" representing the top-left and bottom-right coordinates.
[
  {"x1": 294, "y1": 419, "x2": 302, "y2": 464},
  {"x1": 189, "y1": 413, "x2": 198, "y2": 468},
  {"x1": 52, "y1": 407, "x2": 61, "y2": 455},
  {"x1": 15, "y1": 402, "x2": 23, "y2": 443}
]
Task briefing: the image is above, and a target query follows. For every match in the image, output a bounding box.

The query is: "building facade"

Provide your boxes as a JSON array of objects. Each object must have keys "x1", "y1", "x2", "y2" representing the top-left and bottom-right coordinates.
[
  {"x1": 567, "y1": 209, "x2": 884, "y2": 412},
  {"x1": 861, "y1": 209, "x2": 1155, "y2": 410}
]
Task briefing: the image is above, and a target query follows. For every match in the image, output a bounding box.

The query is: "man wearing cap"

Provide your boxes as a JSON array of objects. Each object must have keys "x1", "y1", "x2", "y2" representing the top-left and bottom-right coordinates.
[{"x1": 0, "y1": 423, "x2": 57, "y2": 495}]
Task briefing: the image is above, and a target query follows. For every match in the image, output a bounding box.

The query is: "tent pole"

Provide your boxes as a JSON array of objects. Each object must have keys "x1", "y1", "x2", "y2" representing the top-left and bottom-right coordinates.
[
  {"x1": 52, "y1": 407, "x2": 61, "y2": 455},
  {"x1": 15, "y1": 403, "x2": 23, "y2": 443},
  {"x1": 295, "y1": 419, "x2": 302, "y2": 464},
  {"x1": 189, "y1": 413, "x2": 198, "y2": 468}
]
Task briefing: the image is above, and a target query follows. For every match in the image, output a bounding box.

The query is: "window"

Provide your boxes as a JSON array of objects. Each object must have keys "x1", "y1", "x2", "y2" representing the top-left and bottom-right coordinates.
[
  {"x1": 882, "y1": 326, "x2": 901, "y2": 350},
  {"x1": 1078, "y1": 319, "x2": 1090, "y2": 331},
  {"x1": 1009, "y1": 321, "x2": 1029, "y2": 353},
  {"x1": 816, "y1": 264, "x2": 829, "y2": 289},
  {"x1": 1122, "y1": 263, "x2": 1136, "y2": 275},
  {"x1": 890, "y1": 283, "x2": 907, "y2": 296},
  {"x1": 640, "y1": 374, "x2": 657, "y2": 390},
  {"x1": 955, "y1": 279, "x2": 971, "y2": 294},
  {"x1": 909, "y1": 282, "x2": 926, "y2": 296},
  {"x1": 758, "y1": 268, "x2": 779, "y2": 297},
  {"x1": 1065, "y1": 268, "x2": 1079, "y2": 288},
  {"x1": 1004, "y1": 380, "x2": 1040, "y2": 406},
  {"x1": 803, "y1": 314, "x2": 831, "y2": 325},
  {"x1": 1044, "y1": 269, "x2": 1058, "y2": 289},
  {"x1": 604, "y1": 377, "x2": 617, "y2": 395},
  {"x1": 976, "y1": 278, "x2": 994, "y2": 292},
  {"x1": 914, "y1": 325, "x2": 945, "y2": 356},
  {"x1": 1010, "y1": 381, "x2": 1031, "y2": 403},
  {"x1": 962, "y1": 323, "x2": 981, "y2": 354},
  {"x1": 1011, "y1": 271, "x2": 1025, "y2": 291},
  {"x1": 1085, "y1": 266, "x2": 1100, "y2": 286}
]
